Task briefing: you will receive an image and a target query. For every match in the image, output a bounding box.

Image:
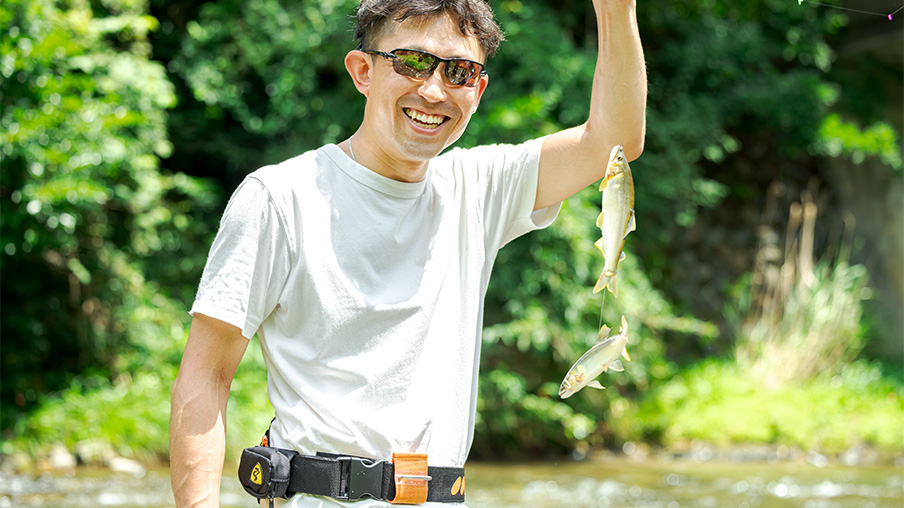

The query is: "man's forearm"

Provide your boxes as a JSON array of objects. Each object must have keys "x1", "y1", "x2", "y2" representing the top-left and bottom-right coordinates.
[
  {"x1": 589, "y1": 0, "x2": 647, "y2": 160},
  {"x1": 170, "y1": 375, "x2": 230, "y2": 507},
  {"x1": 170, "y1": 314, "x2": 248, "y2": 508}
]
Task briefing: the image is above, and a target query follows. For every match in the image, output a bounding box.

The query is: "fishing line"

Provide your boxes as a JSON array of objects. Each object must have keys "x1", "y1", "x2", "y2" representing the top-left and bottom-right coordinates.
[
  {"x1": 798, "y1": 0, "x2": 904, "y2": 20},
  {"x1": 598, "y1": 290, "x2": 607, "y2": 332}
]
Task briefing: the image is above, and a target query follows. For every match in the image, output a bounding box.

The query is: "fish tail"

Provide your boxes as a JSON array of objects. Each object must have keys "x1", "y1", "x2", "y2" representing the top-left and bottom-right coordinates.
[
  {"x1": 593, "y1": 272, "x2": 611, "y2": 294},
  {"x1": 593, "y1": 271, "x2": 619, "y2": 296}
]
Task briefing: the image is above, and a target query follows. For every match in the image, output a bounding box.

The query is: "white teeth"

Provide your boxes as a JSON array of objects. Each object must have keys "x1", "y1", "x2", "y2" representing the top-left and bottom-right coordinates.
[{"x1": 405, "y1": 108, "x2": 444, "y2": 126}]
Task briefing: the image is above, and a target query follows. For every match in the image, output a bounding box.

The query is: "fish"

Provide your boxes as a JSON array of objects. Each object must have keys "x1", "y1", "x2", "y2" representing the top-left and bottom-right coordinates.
[
  {"x1": 593, "y1": 145, "x2": 635, "y2": 295},
  {"x1": 558, "y1": 315, "x2": 631, "y2": 399}
]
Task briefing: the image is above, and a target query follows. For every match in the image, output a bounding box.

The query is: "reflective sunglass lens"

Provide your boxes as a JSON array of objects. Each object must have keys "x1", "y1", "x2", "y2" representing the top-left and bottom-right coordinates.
[
  {"x1": 394, "y1": 50, "x2": 437, "y2": 78},
  {"x1": 446, "y1": 60, "x2": 477, "y2": 86}
]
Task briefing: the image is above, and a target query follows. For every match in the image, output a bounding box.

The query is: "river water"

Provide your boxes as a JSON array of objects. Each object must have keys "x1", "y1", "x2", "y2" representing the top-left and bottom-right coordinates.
[{"x1": 2, "y1": 458, "x2": 902, "y2": 507}]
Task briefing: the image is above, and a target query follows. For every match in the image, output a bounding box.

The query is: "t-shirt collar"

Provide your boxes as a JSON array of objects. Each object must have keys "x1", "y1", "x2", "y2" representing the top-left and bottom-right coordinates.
[{"x1": 323, "y1": 144, "x2": 429, "y2": 199}]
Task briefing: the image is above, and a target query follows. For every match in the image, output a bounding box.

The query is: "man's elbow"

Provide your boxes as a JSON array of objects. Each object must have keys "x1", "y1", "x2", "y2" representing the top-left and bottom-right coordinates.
[
  {"x1": 624, "y1": 118, "x2": 646, "y2": 161},
  {"x1": 586, "y1": 121, "x2": 645, "y2": 162},
  {"x1": 624, "y1": 136, "x2": 644, "y2": 162},
  {"x1": 170, "y1": 372, "x2": 191, "y2": 419}
]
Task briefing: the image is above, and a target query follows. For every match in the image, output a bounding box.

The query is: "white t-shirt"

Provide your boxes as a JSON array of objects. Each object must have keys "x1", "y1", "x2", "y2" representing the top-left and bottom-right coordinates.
[{"x1": 191, "y1": 140, "x2": 559, "y2": 507}]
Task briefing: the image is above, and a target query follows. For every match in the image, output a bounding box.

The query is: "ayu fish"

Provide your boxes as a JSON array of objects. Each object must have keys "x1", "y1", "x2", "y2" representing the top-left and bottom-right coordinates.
[
  {"x1": 558, "y1": 316, "x2": 631, "y2": 399},
  {"x1": 593, "y1": 145, "x2": 636, "y2": 295}
]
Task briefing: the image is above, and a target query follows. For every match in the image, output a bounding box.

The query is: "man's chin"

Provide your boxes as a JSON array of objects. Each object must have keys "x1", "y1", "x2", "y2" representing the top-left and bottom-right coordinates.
[
  {"x1": 393, "y1": 121, "x2": 469, "y2": 162},
  {"x1": 398, "y1": 139, "x2": 450, "y2": 162}
]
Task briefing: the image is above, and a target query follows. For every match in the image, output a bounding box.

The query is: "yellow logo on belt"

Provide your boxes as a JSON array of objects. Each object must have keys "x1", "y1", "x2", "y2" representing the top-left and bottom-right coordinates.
[
  {"x1": 251, "y1": 462, "x2": 263, "y2": 485},
  {"x1": 451, "y1": 476, "x2": 465, "y2": 496}
]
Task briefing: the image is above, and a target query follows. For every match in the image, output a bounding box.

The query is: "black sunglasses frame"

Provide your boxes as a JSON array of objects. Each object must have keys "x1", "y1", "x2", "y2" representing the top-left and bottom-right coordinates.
[{"x1": 365, "y1": 48, "x2": 487, "y2": 88}]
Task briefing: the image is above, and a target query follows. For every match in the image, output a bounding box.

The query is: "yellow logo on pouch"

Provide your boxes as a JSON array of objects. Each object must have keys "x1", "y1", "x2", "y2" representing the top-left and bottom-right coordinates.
[{"x1": 251, "y1": 463, "x2": 263, "y2": 485}]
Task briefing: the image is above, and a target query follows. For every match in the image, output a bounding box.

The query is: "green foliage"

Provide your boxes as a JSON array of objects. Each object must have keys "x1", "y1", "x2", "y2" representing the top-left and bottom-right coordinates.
[
  {"x1": 815, "y1": 113, "x2": 902, "y2": 170},
  {"x1": 5, "y1": 331, "x2": 274, "y2": 463},
  {"x1": 7, "y1": 369, "x2": 176, "y2": 462},
  {"x1": 156, "y1": 0, "x2": 364, "y2": 185},
  {"x1": 474, "y1": 367, "x2": 596, "y2": 458},
  {"x1": 620, "y1": 359, "x2": 904, "y2": 456},
  {"x1": 627, "y1": 0, "x2": 853, "y2": 294},
  {"x1": 465, "y1": 0, "x2": 594, "y2": 145},
  {"x1": 0, "y1": 0, "x2": 217, "y2": 430}
]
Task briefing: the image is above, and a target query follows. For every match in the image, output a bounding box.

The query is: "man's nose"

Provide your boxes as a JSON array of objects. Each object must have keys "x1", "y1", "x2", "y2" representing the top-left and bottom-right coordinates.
[{"x1": 417, "y1": 66, "x2": 449, "y2": 102}]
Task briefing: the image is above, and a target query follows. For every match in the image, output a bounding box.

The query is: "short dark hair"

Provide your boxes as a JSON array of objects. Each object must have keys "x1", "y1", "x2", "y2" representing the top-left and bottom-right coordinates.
[{"x1": 353, "y1": 0, "x2": 505, "y2": 59}]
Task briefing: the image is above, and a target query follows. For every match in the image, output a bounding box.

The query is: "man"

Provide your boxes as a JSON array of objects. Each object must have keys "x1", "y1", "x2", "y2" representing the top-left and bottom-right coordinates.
[{"x1": 170, "y1": 0, "x2": 645, "y2": 506}]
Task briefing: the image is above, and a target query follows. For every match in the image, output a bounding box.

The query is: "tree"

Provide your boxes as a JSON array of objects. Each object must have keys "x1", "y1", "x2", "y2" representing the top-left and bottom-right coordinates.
[{"x1": 0, "y1": 0, "x2": 216, "y2": 432}]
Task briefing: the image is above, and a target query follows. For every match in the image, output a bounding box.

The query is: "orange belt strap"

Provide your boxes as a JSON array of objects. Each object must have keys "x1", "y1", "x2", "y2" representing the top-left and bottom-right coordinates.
[{"x1": 390, "y1": 453, "x2": 430, "y2": 504}]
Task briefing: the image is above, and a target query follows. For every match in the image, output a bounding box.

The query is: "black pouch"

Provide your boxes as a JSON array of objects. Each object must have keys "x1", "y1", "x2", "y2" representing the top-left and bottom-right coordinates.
[{"x1": 238, "y1": 446, "x2": 298, "y2": 500}]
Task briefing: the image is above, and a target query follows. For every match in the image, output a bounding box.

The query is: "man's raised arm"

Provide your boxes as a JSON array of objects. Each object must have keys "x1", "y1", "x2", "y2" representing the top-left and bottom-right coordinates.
[
  {"x1": 170, "y1": 313, "x2": 249, "y2": 507},
  {"x1": 535, "y1": 0, "x2": 646, "y2": 210}
]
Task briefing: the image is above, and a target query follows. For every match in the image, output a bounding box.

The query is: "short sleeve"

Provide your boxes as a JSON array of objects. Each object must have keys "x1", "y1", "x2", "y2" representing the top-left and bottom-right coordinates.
[
  {"x1": 190, "y1": 177, "x2": 293, "y2": 339},
  {"x1": 446, "y1": 137, "x2": 561, "y2": 250}
]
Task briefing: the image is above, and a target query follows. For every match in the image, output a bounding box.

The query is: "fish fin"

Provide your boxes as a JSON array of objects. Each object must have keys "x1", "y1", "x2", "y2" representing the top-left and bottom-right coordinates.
[
  {"x1": 594, "y1": 272, "x2": 611, "y2": 294},
  {"x1": 596, "y1": 211, "x2": 605, "y2": 229},
  {"x1": 596, "y1": 325, "x2": 612, "y2": 342},
  {"x1": 587, "y1": 381, "x2": 606, "y2": 390},
  {"x1": 594, "y1": 237, "x2": 605, "y2": 254},
  {"x1": 626, "y1": 209, "x2": 636, "y2": 234},
  {"x1": 619, "y1": 251, "x2": 626, "y2": 262},
  {"x1": 609, "y1": 360, "x2": 625, "y2": 372},
  {"x1": 607, "y1": 274, "x2": 618, "y2": 296},
  {"x1": 620, "y1": 317, "x2": 631, "y2": 362},
  {"x1": 599, "y1": 177, "x2": 607, "y2": 192}
]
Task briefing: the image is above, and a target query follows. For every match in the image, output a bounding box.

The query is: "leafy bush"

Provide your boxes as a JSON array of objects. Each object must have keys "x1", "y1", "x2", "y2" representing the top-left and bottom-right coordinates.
[
  {"x1": 619, "y1": 359, "x2": 904, "y2": 456},
  {"x1": 6, "y1": 329, "x2": 274, "y2": 463}
]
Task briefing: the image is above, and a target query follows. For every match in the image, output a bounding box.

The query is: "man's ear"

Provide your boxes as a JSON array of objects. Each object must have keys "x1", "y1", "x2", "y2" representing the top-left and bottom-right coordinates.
[
  {"x1": 471, "y1": 73, "x2": 490, "y2": 114},
  {"x1": 345, "y1": 50, "x2": 372, "y2": 97}
]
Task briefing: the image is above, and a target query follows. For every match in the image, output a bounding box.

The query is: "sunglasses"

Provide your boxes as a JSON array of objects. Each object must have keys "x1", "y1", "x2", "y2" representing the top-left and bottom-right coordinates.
[{"x1": 366, "y1": 48, "x2": 486, "y2": 88}]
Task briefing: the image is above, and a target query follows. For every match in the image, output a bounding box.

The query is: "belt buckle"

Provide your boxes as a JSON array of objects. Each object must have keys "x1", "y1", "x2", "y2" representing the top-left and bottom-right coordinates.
[{"x1": 338, "y1": 456, "x2": 384, "y2": 501}]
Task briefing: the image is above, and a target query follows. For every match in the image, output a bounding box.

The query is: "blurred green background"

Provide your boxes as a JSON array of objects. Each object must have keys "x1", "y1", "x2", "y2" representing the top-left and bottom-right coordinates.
[{"x1": 1, "y1": 0, "x2": 902, "y2": 466}]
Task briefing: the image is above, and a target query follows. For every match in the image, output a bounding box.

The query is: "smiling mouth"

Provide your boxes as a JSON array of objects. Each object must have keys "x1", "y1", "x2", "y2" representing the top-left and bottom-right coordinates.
[{"x1": 404, "y1": 108, "x2": 448, "y2": 129}]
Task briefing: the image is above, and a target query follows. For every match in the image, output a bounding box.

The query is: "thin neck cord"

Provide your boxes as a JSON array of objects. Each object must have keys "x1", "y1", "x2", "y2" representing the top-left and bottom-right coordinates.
[{"x1": 348, "y1": 137, "x2": 357, "y2": 163}]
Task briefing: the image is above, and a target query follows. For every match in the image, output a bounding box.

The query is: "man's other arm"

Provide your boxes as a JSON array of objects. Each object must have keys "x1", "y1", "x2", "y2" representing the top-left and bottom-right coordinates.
[
  {"x1": 170, "y1": 313, "x2": 249, "y2": 507},
  {"x1": 535, "y1": 0, "x2": 646, "y2": 210}
]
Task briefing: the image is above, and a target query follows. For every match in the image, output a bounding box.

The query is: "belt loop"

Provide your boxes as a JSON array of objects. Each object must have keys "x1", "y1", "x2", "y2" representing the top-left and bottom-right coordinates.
[{"x1": 390, "y1": 453, "x2": 430, "y2": 504}]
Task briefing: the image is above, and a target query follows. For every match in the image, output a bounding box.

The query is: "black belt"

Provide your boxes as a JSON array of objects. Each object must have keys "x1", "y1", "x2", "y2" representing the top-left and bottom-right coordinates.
[{"x1": 239, "y1": 446, "x2": 465, "y2": 504}]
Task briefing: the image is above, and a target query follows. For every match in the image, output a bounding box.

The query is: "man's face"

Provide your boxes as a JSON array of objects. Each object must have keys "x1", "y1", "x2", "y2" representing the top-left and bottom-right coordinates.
[{"x1": 360, "y1": 13, "x2": 489, "y2": 170}]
